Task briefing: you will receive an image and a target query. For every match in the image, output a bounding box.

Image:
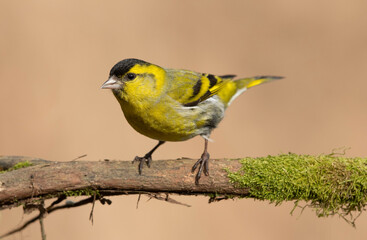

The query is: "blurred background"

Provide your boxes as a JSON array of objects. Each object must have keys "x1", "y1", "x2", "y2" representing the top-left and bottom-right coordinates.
[{"x1": 1, "y1": 0, "x2": 367, "y2": 239}]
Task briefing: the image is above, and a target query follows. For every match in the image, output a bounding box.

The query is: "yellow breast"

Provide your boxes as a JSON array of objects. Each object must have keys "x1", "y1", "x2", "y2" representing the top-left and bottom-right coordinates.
[{"x1": 116, "y1": 93, "x2": 199, "y2": 142}]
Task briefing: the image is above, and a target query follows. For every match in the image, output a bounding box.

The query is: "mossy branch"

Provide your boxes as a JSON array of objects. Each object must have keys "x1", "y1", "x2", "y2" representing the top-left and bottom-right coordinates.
[
  {"x1": 226, "y1": 153, "x2": 367, "y2": 226},
  {"x1": 1, "y1": 154, "x2": 367, "y2": 227}
]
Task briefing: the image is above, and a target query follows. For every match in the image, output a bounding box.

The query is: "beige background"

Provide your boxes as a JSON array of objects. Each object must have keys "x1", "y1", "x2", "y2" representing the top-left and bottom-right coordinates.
[{"x1": 1, "y1": 0, "x2": 367, "y2": 239}]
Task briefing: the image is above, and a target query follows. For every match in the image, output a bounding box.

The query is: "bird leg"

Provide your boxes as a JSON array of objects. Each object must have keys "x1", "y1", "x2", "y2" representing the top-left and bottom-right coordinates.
[
  {"x1": 133, "y1": 141, "x2": 165, "y2": 174},
  {"x1": 191, "y1": 139, "x2": 210, "y2": 185}
]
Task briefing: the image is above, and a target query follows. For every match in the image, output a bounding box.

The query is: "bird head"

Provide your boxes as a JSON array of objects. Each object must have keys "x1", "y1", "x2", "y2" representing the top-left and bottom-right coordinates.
[
  {"x1": 101, "y1": 58, "x2": 166, "y2": 101},
  {"x1": 101, "y1": 58, "x2": 148, "y2": 90}
]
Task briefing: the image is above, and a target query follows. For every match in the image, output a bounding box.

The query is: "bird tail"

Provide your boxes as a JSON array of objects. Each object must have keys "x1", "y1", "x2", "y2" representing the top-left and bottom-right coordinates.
[
  {"x1": 235, "y1": 76, "x2": 283, "y2": 90},
  {"x1": 222, "y1": 76, "x2": 283, "y2": 106}
]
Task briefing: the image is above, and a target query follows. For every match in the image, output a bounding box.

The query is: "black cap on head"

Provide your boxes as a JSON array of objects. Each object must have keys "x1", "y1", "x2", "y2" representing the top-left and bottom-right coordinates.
[{"x1": 109, "y1": 58, "x2": 148, "y2": 77}]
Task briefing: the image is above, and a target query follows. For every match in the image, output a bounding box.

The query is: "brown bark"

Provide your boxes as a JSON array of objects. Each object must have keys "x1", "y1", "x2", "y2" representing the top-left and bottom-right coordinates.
[{"x1": 0, "y1": 156, "x2": 249, "y2": 208}]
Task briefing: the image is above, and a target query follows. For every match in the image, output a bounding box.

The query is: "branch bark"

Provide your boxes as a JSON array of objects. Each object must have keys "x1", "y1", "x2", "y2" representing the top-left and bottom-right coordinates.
[
  {"x1": 0, "y1": 155, "x2": 247, "y2": 208},
  {"x1": 2, "y1": 153, "x2": 367, "y2": 227}
]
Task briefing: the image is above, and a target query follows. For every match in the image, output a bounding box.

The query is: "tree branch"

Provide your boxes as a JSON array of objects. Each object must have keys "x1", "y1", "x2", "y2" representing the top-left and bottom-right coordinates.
[
  {"x1": 0, "y1": 194, "x2": 111, "y2": 239},
  {"x1": 0, "y1": 155, "x2": 248, "y2": 209},
  {"x1": 1, "y1": 153, "x2": 367, "y2": 230}
]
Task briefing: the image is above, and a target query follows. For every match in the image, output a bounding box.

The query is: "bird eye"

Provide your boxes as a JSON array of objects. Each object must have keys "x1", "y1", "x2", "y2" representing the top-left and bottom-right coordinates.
[{"x1": 126, "y1": 73, "x2": 136, "y2": 80}]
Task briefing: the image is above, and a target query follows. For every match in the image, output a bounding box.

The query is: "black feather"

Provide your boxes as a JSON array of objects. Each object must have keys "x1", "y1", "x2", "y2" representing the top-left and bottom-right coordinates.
[
  {"x1": 183, "y1": 99, "x2": 201, "y2": 107},
  {"x1": 207, "y1": 74, "x2": 217, "y2": 88},
  {"x1": 109, "y1": 58, "x2": 148, "y2": 77},
  {"x1": 253, "y1": 76, "x2": 284, "y2": 80},
  {"x1": 219, "y1": 74, "x2": 236, "y2": 79},
  {"x1": 190, "y1": 79, "x2": 202, "y2": 99}
]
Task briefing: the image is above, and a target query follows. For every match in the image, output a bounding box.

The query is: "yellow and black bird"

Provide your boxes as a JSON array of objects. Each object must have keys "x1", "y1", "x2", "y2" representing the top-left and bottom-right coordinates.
[{"x1": 102, "y1": 58, "x2": 282, "y2": 184}]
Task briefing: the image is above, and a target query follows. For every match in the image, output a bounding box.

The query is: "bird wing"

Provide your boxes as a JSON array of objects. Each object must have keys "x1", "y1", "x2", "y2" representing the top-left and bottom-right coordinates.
[{"x1": 165, "y1": 69, "x2": 236, "y2": 107}]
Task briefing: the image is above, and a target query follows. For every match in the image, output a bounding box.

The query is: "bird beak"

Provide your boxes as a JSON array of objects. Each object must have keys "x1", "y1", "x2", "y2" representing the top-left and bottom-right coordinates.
[{"x1": 101, "y1": 76, "x2": 123, "y2": 89}]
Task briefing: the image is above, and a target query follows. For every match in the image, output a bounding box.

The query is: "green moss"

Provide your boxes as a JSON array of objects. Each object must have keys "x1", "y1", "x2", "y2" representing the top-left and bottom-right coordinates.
[
  {"x1": 226, "y1": 153, "x2": 367, "y2": 225},
  {"x1": 63, "y1": 188, "x2": 100, "y2": 197},
  {"x1": 0, "y1": 161, "x2": 33, "y2": 173}
]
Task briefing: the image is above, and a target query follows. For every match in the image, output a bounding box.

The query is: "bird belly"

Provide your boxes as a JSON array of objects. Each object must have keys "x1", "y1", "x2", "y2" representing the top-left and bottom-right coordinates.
[
  {"x1": 120, "y1": 100, "x2": 198, "y2": 141},
  {"x1": 119, "y1": 97, "x2": 225, "y2": 142}
]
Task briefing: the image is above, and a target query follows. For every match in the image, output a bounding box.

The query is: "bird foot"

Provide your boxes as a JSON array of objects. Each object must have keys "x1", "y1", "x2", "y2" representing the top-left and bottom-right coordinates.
[
  {"x1": 132, "y1": 154, "x2": 152, "y2": 175},
  {"x1": 191, "y1": 151, "x2": 210, "y2": 185}
]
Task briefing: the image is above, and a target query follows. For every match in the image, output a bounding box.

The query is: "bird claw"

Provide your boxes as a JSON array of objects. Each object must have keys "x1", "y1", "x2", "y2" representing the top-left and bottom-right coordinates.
[
  {"x1": 133, "y1": 155, "x2": 152, "y2": 175},
  {"x1": 131, "y1": 141, "x2": 165, "y2": 175},
  {"x1": 191, "y1": 152, "x2": 210, "y2": 185}
]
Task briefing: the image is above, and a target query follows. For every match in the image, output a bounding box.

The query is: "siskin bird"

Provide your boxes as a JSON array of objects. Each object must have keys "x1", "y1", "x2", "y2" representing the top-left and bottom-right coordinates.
[{"x1": 101, "y1": 58, "x2": 282, "y2": 184}]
